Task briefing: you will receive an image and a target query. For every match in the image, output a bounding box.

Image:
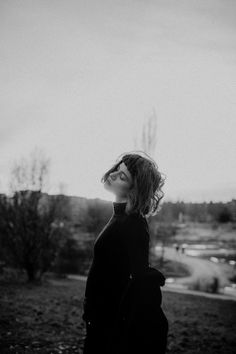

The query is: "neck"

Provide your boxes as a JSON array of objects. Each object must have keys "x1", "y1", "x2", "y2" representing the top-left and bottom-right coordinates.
[
  {"x1": 112, "y1": 200, "x2": 127, "y2": 215},
  {"x1": 114, "y1": 197, "x2": 127, "y2": 203}
]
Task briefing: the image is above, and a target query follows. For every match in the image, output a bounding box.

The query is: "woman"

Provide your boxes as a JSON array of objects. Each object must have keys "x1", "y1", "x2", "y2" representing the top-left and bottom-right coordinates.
[{"x1": 82, "y1": 151, "x2": 168, "y2": 354}]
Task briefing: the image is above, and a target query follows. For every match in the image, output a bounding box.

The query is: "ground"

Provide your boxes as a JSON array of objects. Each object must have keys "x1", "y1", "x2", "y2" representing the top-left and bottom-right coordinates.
[{"x1": 0, "y1": 274, "x2": 236, "y2": 354}]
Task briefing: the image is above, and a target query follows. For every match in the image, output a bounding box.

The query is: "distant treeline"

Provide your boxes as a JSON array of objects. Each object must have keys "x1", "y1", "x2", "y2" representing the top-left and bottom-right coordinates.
[
  {"x1": 64, "y1": 195, "x2": 236, "y2": 225},
  {"x1": 1, "y1": 192, "x2": 235, "y2": 226},
  {"x1": 156, "y1": 199, "x2": 236, "y2": 223},
  {"x1": 69, "y1": 196, "x2": 236, "y2": 224}
]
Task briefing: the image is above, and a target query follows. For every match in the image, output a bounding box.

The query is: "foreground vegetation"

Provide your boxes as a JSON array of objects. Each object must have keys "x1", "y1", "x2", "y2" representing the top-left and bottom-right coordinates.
[{"x1": 0, "y1": 274, "x2": 236, "y2": 354}]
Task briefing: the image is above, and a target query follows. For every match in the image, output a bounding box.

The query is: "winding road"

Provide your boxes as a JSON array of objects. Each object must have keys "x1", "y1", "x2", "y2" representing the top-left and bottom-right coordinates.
[{"x1": 152, "y1": 246, "x2": 233, "y2": 289}]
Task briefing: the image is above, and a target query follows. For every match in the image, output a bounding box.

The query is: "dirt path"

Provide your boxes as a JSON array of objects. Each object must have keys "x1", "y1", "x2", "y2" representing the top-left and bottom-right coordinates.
[{"x1": 153, "y1": 246, "x2": 232, "y2": 289}]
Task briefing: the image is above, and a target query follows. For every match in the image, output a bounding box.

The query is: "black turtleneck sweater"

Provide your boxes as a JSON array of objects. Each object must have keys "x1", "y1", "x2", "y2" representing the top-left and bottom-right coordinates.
[{"x1": 83, "y1": 201, "x2": 150, "y2": 325}]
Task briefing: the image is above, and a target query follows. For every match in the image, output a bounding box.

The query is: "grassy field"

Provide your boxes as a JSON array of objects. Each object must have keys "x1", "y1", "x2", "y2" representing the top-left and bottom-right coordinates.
[{"x1": 0, "y1": 275, "x2": 236, "y2": 354}]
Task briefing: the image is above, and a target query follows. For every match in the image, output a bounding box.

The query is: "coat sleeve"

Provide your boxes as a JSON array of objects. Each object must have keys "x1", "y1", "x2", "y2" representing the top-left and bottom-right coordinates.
[
  {"x1": 122, "y1": 216, "x2": 150, "y2": 279},
  {"x1": 115, "y1": 217, "x2": 150, "y2": 322}
]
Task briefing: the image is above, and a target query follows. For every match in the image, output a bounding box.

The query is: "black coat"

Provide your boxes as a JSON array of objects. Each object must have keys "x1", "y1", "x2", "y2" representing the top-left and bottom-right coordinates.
[
  {"x1": 83, "y1": 266, "x2": 169, "y2": 354},
  {"x1": 82, "y1": 202, "x2": 168, "y2": 354},
  {"x1": 111, "y1": 266, "x2": 169, "y2": 354}
]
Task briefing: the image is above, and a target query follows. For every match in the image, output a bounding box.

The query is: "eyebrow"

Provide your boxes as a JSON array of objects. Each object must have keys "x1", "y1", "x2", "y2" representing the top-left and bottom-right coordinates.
[{"x1": 117, "y1": 164, "x2": 131, "y2": 181}]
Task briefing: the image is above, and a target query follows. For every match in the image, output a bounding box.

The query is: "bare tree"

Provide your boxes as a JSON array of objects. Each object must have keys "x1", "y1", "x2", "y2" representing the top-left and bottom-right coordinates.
[
  {"x1": 133, "y1": 110, "x2": 171, "y2": 265},
  {"x1": 8, "y1": 147, "x2": 50, "y2": 195},
  {"x1": 0, "y1": 147, "x2": 70, "y2": 283},
  {"x1": 134, "y1": 107, "x2": 158, "y2": 156}
]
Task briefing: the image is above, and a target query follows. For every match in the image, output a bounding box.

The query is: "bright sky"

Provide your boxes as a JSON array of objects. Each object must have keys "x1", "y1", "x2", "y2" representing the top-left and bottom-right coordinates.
[{"x1": 1, "y1": 0, "x2": 235, "y2": 203}]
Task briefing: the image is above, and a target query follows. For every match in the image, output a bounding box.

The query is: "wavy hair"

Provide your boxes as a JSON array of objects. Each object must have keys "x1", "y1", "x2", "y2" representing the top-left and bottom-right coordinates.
[{"x1": 101, "y1": 150, "x2": 166, "y2": 218}]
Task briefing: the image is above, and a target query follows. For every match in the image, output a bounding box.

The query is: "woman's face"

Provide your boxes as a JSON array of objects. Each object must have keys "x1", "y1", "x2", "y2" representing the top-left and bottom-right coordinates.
[{"x1": 104, "y1": 162, "x2": 133, "y2": 198}]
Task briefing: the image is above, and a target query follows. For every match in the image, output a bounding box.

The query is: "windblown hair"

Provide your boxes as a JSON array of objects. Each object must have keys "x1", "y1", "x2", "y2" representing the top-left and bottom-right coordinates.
[{"x1": 101, "y1": 150, "x2": 166, "y2": 218}]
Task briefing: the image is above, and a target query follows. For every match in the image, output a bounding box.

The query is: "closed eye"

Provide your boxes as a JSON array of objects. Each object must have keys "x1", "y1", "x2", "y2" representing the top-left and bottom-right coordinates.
[{"x1": 117, "y1": 165, "x2": 127, "y2": 181}]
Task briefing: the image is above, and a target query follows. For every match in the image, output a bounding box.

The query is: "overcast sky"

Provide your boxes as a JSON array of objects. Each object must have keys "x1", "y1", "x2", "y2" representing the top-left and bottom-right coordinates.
[{"x1": 1, "y1": 0, "x2": 235, "y2": 203}]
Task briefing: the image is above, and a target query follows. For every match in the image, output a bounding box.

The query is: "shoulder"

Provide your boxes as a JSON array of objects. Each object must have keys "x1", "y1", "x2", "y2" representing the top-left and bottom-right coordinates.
[
  {"x1": 121, "y1": 214, "x2": 150, "y2": 243},
  {"x1": 123, "y1": 214, "x2": 148, "y2": 229}
]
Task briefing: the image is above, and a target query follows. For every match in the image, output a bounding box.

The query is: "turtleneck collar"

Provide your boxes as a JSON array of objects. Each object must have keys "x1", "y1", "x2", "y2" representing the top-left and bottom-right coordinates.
[{"x1": 112, "y1": 201, "x2": 127, "y2": 216}]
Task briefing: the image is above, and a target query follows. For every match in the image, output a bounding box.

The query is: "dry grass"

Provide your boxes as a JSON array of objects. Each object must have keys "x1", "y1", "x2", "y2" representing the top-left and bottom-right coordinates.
[{"x1": 0, "y1": 274, "x2": 236, "y2": 354}]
